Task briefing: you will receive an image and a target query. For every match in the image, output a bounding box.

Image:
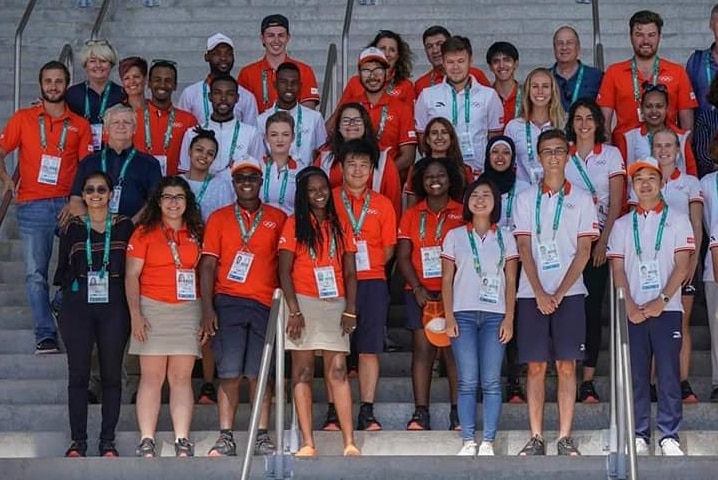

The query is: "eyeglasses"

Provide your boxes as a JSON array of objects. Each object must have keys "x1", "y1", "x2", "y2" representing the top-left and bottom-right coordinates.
[
  {"x1": 232, "y1": 174, "x2": 262, "y2": 184},
  {"x1": 553, "y1": 40, "x2": 577, "y2": 48},
  {"x1": 160, "y1": 194, "x2": 187, "y2": 203},
  {"x1": 359, "y1": 67, "x2": 386, "y2": 77},
  {"x1": 642, "y1": 82, "x2": 667, "y2": 94},
  {"x1": 151, "y1": 58, "x2": 177, "y2": 67},
  {"x1": 84, "y1": 39, "x2": 109, "y2": 46},
  {"x1": 340, "y1": 117, "x2": 364, "y2": 127},
  {"x1": 539, "y1": 147, "x2": 568, "y2": 158},
  {"x1": 83, "y1": 186, "x2": 109, "y2": 195}
]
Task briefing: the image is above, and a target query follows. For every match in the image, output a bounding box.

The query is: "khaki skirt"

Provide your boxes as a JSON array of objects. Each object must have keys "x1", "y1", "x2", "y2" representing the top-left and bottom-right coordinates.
[
  {"x1": 285, "y1": 294, "x2": 348, "y2": 353},
  {"x1": 128, "y1": 296, "x2": 201, "y2": 357}
]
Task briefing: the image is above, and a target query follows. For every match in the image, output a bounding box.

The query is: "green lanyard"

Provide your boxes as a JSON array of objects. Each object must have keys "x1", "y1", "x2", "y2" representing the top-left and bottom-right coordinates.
[
  {"x1": 84, "y1": 81, "x2": 111, "y2": 121},
  {"x1": 505, "y1": 184, "x2": 516, "y2": 222},
  {"x1": 571, "y1": 154, "x2": 597, "y2": 203},
  {"x1": 513, "y1": 86, "x2": 523, "y2": 119},
  {"x1": 143, "y1": 105, "x2": 176, "y2": 153},
  {"x1": 101, "y1": 148, "x2": 137, "y2": 186},
  {"x1": 227, "y1": 121, "x2": 241, "y2": 160},
  {"x1": 38, "y1": 115, "x2": 70, "y2": 153},
  {"x1": 571, "y1": 64, "x2": 585, "y2": 104},
  {"x1": 261, "y1": 70, "x2": 270, "y2": 107},
  {"x1": 632, "y1": 204, "x2": 668, "y2": 261},
  {"x1": 376, "y1": 105, "x2": 388, "y2": 141},
  {"x1": 451, "y1": 83, "x2": 471, "y2": 127},
  {"x1": 196, "y1": 174, "x2": 212, "y2": 205},
  {"x1": 467, "y1": 225, "x2": 505, "y2": 276},
  {"x1": 525, "y1": 121, "x2": 536, "y2": 164},
  {"x1": 85, "y1": 214, "x2": 113, "y2": 278},
  {"x1": 202, "y1": 82, "x2": 211, "y2": 128},
  {"x1": 418, "y1": 210, "x2": 446, "y2": 244},
  {"x1": 234, "y1": 203, "x2": 264, "y2": 245},
  {"x1": 309, "y1": 223, "x2": 337, "y2": 261},
  {"x1": 706, "y1": 51, "x2": 715, "y2": 85},
  {"x1": 263, "y1": 159, "x2": 289, "y2": 205},
  {"x1": 162, "y1": 224, "x2": 195, "y2": 269},
  {"x1": 341, "y1": 189, "x2": 371, "y2": 237},
  {"x1": 535, "y1": 183, "x2": 565, "y2": 239},
  {"x1": 631, "y1": 56, "x2": 660, "y2": 102},
  {"x1": 275, "y1": 104, "x2": 302, "y2": 147}
]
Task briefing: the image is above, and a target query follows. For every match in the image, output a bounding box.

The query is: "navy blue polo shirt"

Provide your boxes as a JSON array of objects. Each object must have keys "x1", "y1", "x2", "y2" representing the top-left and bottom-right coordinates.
[
  {"x1": 72, "y1": 146, "x2": 161, "y2": 218},
  {"x1": 65, "y1": 81, "x2": 126, "y2": 125},
  {"x1": 550, "y1": 61, "x2": 604, "y2": 112},
  {"x1": 686, "y1": 44, "x2": 718, "y2": 114}
]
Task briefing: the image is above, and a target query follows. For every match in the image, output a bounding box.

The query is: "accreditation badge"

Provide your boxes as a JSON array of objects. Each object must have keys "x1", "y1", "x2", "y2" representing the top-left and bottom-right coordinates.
[
  {"x1": 314, "y1": 266, "x2": 339, "y2": 299},
  {"x1": 176, "y1": 269, "x2": 197, "y2": 301},
  {"x1": 38, "y1": 155, "x2": 61, "y2": 185},
  {"x1": 91, "y1": 124, "x2": 103, "y2": 151},
  {"x1": 420, "y1": 246, "x2": 442, "y2": 279},
  {"x1": 355, "y1": 240, "x2": 371, "y2": 272},
  {"x1": 479, "y1": 274, "x2": 500, "y2": 305},
  {"x1": 537, "y1": 240, "x2": 561, "y2": 271},
  {"x1": 108, "y1": 186, "x2": 122, "y2": 214},
  {"x1": 639, "y1": 260, "x2": 661, "y2": 292},
  {"x1": 227, "y1": 251, "x2": 254, "y2": 283},
  {"x1": 87, "y1": 271, "x2": 109, "y2": 304}
]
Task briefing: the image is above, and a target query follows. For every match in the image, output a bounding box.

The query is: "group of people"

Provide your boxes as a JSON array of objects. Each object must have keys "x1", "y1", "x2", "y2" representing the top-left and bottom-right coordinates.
[{"x1": 1, "y1": 4, "x2": 718, "y2": 460}]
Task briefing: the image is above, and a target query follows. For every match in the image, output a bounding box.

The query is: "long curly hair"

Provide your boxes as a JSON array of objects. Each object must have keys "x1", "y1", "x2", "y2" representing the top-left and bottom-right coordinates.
[
  {"x1": 369, "y1": 30, "x2": 414, "y2": 84},
  {"x1": 327, "y1": 102, "x2": 380, "y2": 168},
  {"x1": 138, "y1": 176, "x2": 203, "y2": 241},
  {"x1": 410, "y1": 156, "x2": 465, "y2": 202}
]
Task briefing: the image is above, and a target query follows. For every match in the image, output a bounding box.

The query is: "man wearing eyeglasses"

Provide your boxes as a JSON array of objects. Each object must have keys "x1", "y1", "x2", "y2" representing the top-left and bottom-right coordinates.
[
  {"x1": 550, "y1": 26, "x2": 603, "y2": 112},
  {"x1": 178, "y1": 33, "x2": 259, "y2": 128},
  {"x1": 598, "y1": 10, "x2": 698, "y2": 144},
  {"x1": 0, "y1": 61, "x2": 93, "y2": 354},
  {"x1": 686, "y1": 4, "x2": 718, "y2": 116},
  {"x1": 133, "y1": 60, "x2": 197, "y2": 176}
]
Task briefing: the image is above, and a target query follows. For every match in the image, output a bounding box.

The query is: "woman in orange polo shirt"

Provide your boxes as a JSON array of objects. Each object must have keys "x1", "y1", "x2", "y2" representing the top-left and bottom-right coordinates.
[
  {"x1": 314, "y1": 102, "x2": 401, "y2": 215},
  {"x1": 397, "y1": 157, "x2": 465, "y2": 431},
  {"x1": 125, "y1": 176, "x2": 203, "y2": 458},
  {"x1": 278, "y1": 166, "x2": 361, "y2": 457}
]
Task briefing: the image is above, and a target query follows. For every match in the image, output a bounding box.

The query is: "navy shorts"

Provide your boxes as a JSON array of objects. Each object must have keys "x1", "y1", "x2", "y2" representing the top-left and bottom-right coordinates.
[
  {"x1": 516, "y1": 294, "x2": 586, "y2": 363},
  {"x1": 355, "y1": 279, "x2": 390, "y2": 354},
  {"x1": 403, "y1": 290, "x2": 441, "y2": 331},
  {"x1": 212, "y1": 294, "x2": 269, "y2": 379}
]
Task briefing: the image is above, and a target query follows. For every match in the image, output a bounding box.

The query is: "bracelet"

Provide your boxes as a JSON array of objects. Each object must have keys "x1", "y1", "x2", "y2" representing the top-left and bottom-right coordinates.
[
  {"x1": 412, "y1": 284, "x2": 424, "y2": 294},
  {"x1": 342, "y1": 311, "x2": 357, "y2": 318},
  {"x1": 289, "y1": 311, "x2": 303, "y2": 317}
]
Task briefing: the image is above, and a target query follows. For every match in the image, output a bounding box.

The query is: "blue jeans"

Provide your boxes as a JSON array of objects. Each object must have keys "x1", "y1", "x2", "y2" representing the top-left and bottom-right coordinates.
[
  {"x1": 16, "y1": 198, "x2": 65, "y2": 343},
  {"x1": 451, "y1": 311, "x2": 506, "y2": 442}
]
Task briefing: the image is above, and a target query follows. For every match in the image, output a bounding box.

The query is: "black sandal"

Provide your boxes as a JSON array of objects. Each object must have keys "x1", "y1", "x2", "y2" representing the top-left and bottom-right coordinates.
[
  {"x1": 208, "y1": 431, "x2": 237, "y2": 457},
  {"x1": 518, "y1": 434, "x2": 545, "y2": 456},
  {"x1": 136, "y1": 437, "x2": 156, "y2": 458},
  {"x1": 557, "y1": 436, "x2": 581, "y2": 456},
  {"x1": 99, "y1": 440, "x2": 118, "y2": 457},
  {"x1": 174, "y1": 437, "x2": 194, "y2": 457},
  {"x1": 65, "y1": 440, "x2": 87, "y2": 458}
]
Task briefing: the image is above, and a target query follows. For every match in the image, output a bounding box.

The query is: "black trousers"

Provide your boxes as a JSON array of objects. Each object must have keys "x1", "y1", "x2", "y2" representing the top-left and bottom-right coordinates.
[
  {"x1": 58, "y1": 280, "x2": 130, "y2": 441},
  {"x1": 582, "y1": 260, "x2": 609, "y2": 369}
]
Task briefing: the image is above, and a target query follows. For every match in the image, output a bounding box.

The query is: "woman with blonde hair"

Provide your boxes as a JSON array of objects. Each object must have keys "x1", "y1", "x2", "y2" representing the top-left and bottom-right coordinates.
[{"x1": 504, "y1": 67, "x2": 565, "y2": 185}]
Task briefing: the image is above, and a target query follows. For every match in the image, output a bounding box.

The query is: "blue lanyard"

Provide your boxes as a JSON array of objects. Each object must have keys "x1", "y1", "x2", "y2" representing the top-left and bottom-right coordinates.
[
  {"x1": 101, "y1": 148, "x2": 137, "y2": 185},
  {"x1": 85, "y1": 214, "x2": 113, "y2": 278},
  {"x1": 84, "y1": 81, "x2": 111, "y2": 121}
]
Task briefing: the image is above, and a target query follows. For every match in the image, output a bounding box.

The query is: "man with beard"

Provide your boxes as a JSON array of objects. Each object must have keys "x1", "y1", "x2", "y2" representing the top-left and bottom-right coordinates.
[
  {"x1": 256, "y1": 62, "x2": 327, "y2": 167},
  {"x1": 550, "y1": 26, "x2": 603, "y2": 112},
  {"x1": 178, "y1": 33, "x2": 259, "y2": 127},
  {"x1": 598, "y1": 11, "x2": 697, "y2": 143},
  {"x1": 0, "y1": 61, "x2": 93, "y2": 354},
  {"x1": 133, "y1": 60, "x2": 197, "y2": 176},
  {"x1": 238, "y1": 14, "x2": 320, "y2": 113},
  {"x1": 179, "y1": 75, "x2": 264, "y2": 174}
]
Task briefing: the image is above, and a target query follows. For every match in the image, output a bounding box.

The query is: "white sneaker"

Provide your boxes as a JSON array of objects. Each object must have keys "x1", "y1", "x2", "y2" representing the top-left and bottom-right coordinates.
[
  {"x1": 477, "y1": 441, "x2": 494, "y2": 456},
  {"x1": 659, "y1": 438, "x2": 684, "y2": 456},
  {"x1": 457, "y1": 441, "x2": 477, "y2": 456},
  {"x1": 634, "y1": 437, "x2": 649, "y2": 456}
]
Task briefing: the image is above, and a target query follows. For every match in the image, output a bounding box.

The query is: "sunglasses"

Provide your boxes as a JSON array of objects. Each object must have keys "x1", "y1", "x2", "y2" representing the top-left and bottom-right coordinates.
[
  {"x1": 642, "y1": 82, "x2": 667, "y2": 94},
  {"x1": 83, "y1": 186, "x2": 109, "y2": 195},
  {"x1": 232, "y1": 174, "x2": 262, "y2": 184},
  {"x1": 85, "y1": 39, "x2": 109, "y2": 46}
]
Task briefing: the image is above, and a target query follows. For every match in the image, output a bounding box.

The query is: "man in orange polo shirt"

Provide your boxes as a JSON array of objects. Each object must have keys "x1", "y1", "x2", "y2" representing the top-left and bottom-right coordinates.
[
  {"x1": 0, "y1": 61, "x2": 92, "y2": 354},
  {"x1": 134, "y1": 60, "x2": 197, "y2": 176},
  {"x1": 598, "y1": 10, "x2": 697, "y2": 143},
  {"x1": 330, "y1": 139, "x2": 396, "y2": 431},
  {"x1": 200, "y1": 160, "x2": 287, "y2": 457},
  {"x1": 238, "y1": 14, "x2": 320, "y2": 113},
  {"x1": 414, "y1": 25, "x2": 490, "y2": 98}
]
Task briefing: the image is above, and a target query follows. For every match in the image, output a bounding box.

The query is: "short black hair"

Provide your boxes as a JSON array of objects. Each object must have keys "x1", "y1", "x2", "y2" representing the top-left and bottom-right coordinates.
[
  {"x1": 39, "y1": 60, "x2": 70, "y2": 85},
  {"x1": 537, "y1": 128, "x2": 569, "y2": 152},
  {"x1": 629, "y1": 10, "x2": 664, "y2": 34},
  {"x1": 462, "y1": 177, "x2": 502, "y2": 224},
  {"x1": 337, "y1": 139, "x2": 378, "y2": 168},
  {"x1": 442, "y1": 36, "x2": 472, "y2": 58},
  {"x1": 276, "y1": 61, "x2": 300, "y2": 78},
  {"x1": 422, "y1": 25, "x2": 451, "y2": 43},
  {"x1": 210, "y1": 73, "x2": 237, "y2": 90},
  {"x1": 148, "y1": 60, "x2": 178, "y2": 83},
  {"x1": 486, "y1": 41, "x2": 519, "y2": 65}
]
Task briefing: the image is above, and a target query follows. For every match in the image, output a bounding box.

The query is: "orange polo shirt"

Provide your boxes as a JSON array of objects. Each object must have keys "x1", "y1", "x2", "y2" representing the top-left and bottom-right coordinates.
[
  {"x1": 597, "y1": 57, "x2": 698, "y2": 140},
  {"x1": 414, "y1": 66, "x2": 491, "y2": 97},
  {"x1": 202, "y1": 202, "x2": 286, "y2": 307},
  {"x1": 279, "y1": 215, "x2": 356, "y2": 298},
  {"x1": 127, "y1": 223, "x2": 202, "y2": 304},
  {"x1": 237, "y1": 55, "x2": 320, "y2": 113},
  {"x1": 398, "y1": 199, "x2": 464, "y2": 291},
  {"x1": 495, "y1": 82, "x2": 522, "y2": 127},
  {"x1": 340, "y1": 74, "x2": 416, "y2": 109},
  {"x1": 133, "y1": 102, "x2": 197, "y2": 176},
  {"x1": 0, "y1": 104, "x2": 92, "y2": 203},
  {"x1": 332, "y1": 186, "x2": 396, "y2": 281}
]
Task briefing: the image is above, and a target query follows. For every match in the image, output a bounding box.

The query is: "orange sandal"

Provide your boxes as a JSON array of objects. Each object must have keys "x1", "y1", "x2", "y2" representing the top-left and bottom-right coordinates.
[
  {"x1": 295, "y1": 445, "x2": 317, "y2": 457},
  {"x1": 343, "y1": 444, "x2": 361, "y2": 456}
]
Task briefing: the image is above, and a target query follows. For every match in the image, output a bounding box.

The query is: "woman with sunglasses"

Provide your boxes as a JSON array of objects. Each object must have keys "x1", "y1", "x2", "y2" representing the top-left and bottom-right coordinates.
[
  {"x1": 126, "y1": 176, "x2": 203, "y2": 458},
  {"x1": 616, "y1": 84, "x2": 698, "y2": 177},
  {"x1": 54, "y1": 171, "x2": 135, "y2": 457},
  {"x1": 564, "y1": 99, "x2": 626, "y2": 404},
  {"x1": 119, "y1": 56, "x2": 148, "y2": 110},
  {"x1": 314, "y1": 102, "x2": 401, "y2": 215},
  {"x1": 278, "y1": 166, "x2": 361, "y2": 457}
]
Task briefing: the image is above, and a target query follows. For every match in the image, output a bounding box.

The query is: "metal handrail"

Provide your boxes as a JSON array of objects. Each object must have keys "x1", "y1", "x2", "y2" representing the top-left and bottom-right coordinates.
[
  {"x1": 59, "y1": 44, "x2": 75, "y2": 85},
  {"x1": 90, "y1": 0, "x2": 113, "y2": 40},
  {"x1": 617, "y1": 288, "x2": 638, "y2": 479},
  {"x1": 341, "y1": 0, "x2": 355, "y2": 91},
  {"x1": 591, "y1": 0, "x2": 605, "y2": 70},
  {"x1": 320, "y1": 44, "x2": 338, "y2": 118}
]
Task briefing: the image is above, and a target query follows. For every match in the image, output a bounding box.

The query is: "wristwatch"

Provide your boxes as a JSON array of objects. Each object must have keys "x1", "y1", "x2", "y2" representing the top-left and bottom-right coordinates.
[{"x1": 659, "y1": 292, "x2": 670, "y2": 304}]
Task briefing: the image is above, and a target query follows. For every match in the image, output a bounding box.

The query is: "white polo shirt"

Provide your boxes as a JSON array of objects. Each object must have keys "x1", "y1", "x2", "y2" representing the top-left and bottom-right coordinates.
[
  {"x1": 256, "y1": 103, "x2": 327, "y2": 168},
  {"x1": 628, "y1": 168, "x2": 702, "y2": 216},
  {"x1": 607, "y1": 204, "x2": 695, "y2": 312},
  {"x1": 441, "y1": 224, "x2": 519, "y2": 314},
  {"x1": 260, "y1": 156, "x2": 299, "y2": 215},
  {"x1": 504, "y1": 118, "x2": 554, "y2": 185},
  {"x1": 700, "y1": 172, "x2": 718, "y2": 282},
  {"x1": 178, "y1": 80, "x2": 259, "y2": 127},
  {"x1": 513, "y1": 181, "x2": 599, "y2": 298},
  {"x1": 181, "y1": 169, "x2": 235, "y2": 222},
  {"x1": 499, "y1": 179, "x2": 531, "y2": 232},
  {"x1": 564, "y1": 143, "x2": 626, "y2": 229},
  {"x1": 620, "y1": 126, "x2": 693, "y2": 175},
  {"x1": 415, "y1": 75, "x2": 504, "y2": 173},
  {"x1": 178, "y1": 117, "x2": 264, "y2": 174}
]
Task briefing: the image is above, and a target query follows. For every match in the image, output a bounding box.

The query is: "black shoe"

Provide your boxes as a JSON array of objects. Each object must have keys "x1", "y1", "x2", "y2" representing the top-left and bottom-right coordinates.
[
  {"x1": 208, "y1": 431, "x2": 236, "y2": 457},
  {"x1": 174, "y1": 438, "x2": 194, "y2": 457},
  {"x1": 518, "y1": 434, "x2": 545, "y2": 456},
  {"x1": 88, "y1": 390, "x2": 100, "y2": 405},
  {"x1": 710, "y1": 387, "x2": 718, "y2": 403},
  {"x1": 681, "y1": 380, "x2": 698, "y2": 404},
  {"x1": 65, "y1": 440, "x2": 87, "y2": 458},
  {"x1": 406, "y1": 408, "x2": 431, "y2": 431},
  {"x1": 99, "y1": 440, "x2": 118, "y2": 457},
  {"x1": 197, "y1": 382, "x2": 217, "y2": 405},
  {"x1": 254, "y1": 432, "x2": 276, "y2": 455},
  {"x1": 35, "y1": 339, "x2": 59, "y2": 354},
  {"x1": 321, "y1": 404, "x2": 341, "y2": 431},
  {"x1": 449, "y1": 407, "x2": 461, "y2": 431},
  {"x1": 650, "y1": 384, "x2": 658, "y2": 402},
  {"x1": 136, "y1": 437, "x2": 156, "y2": 458},
  {"x1": 357, "y1": 405, "x2": 383, "y2": 431},
  {"x1": 557, "y1": 436, "x2": 581, "y2": 456},
  {"x1": 506, "y1": 380, "x2": 526, "y2": 404},
  {"x1": 578, "y1": 380, "x2": 600, "y2": 403}
]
